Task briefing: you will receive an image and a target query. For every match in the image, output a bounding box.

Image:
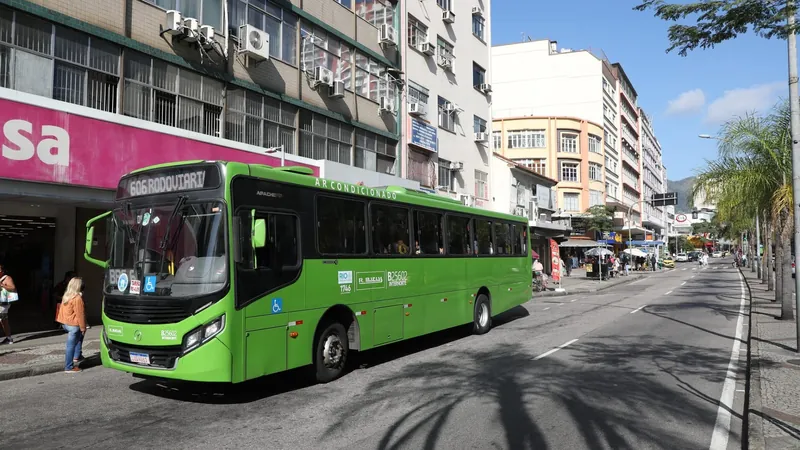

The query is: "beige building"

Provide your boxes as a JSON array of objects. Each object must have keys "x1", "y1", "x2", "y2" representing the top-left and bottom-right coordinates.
[{"x1": 492, "y1": 116, "x2": 605, "y2": 215}]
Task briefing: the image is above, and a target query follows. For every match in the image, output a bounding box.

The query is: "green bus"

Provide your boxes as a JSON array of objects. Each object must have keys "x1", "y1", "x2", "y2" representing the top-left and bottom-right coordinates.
[{"x1": 84, "y1": 160, "x2": 532, "y2": 383}]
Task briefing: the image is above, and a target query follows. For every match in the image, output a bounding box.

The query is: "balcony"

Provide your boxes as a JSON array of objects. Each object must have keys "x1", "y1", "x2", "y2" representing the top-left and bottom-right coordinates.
[
  {"x1": 623, "y1": 175, "x2": 640, "y2": 191},
  {"x1": 621, "y1": 103, "x2": 638, "y2": 126},
  {"x1": 622, "y1": 127, "x2": 638, "y2": 147},
  {"x1": 623, "y1": 150, "x2": 640, "y2": 172}
]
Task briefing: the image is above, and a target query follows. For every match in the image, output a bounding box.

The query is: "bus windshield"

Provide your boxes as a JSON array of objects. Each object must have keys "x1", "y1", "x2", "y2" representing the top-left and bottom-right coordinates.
[{"x1": 105, "y1": 200, "x2": 227, "y2": 298}]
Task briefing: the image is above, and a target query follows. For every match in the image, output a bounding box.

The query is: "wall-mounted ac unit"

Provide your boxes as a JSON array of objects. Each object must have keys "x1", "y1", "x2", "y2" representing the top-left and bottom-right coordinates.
[
  {"x1": 438, "y1": 54, "x2": 453, "y2": 70},
  {"x1": 329, "y1": 80, "x2": 345, "y2": 98},
  {"x1": 420, "y1": 42, "x2": 436, "y2": 56},
  {"x1": 450, "y1": 161, "x2": 464, "y2": 171},
  {"x1": 379, "y1": 96, "x2": 394, "y2": 114},
  {"x1": 408, "y1": 102, "x2": 427, "y2": 116},
  {"x1": 514, "y1": 206, "x2": 526, "y2": 217},
  {"x1": 460, "y1": 194, "x2": 474, "y2": 207},
  {"x1": 379, "y1": 24, "x2": 396, "y2": 46},
  {"x1": 238, "y1": 24, "x2": 270, "y2": 61},
  {"x1": 479, "y1": 83, "x2": 492, "y2": 94},
  {"x1": 472, "y1": 7, "x2": 484, "y2": 16},
  {"x1": 475, "y1": 132, "x2": 489, "y2": 143},
  {"x1": 164, "y1": 10, "x2": 183, "y2": 35},
  {"x1": 442, "y1": 10, "x2": 455, "y2": 24},
  {"x1": 443, "y1": 102, "x2": 456, "y2": 112},
  {"x1": 313, "y1": 66, "x2": 334, "y2": 88},
  {"x1": 182, "y1": 18, "x2": 200, "y2": 42},
  {"x1": 199, "y1": 25, "x2": 215, "y2": 47}
]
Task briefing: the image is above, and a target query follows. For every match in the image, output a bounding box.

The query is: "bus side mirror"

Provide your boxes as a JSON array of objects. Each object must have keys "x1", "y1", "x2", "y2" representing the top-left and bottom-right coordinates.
[
  {"x1": 251, "y1": 210, "x2": 266, "y2": 249},
  {"x1": 85, "y1": 211, "x2": 111, "y2": 269}
]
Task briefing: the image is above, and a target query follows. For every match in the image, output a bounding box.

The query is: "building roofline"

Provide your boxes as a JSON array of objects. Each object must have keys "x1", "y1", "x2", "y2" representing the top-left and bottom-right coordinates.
[
  {"x1": 493, "y1": 153, "x2": 559, "y2": 185},
  {"x1": 611, "y1": 62, "x2": 638, "y2": 98},
  {"x1": 492, "y1": 115, "x2": 604, "y2": 130}
]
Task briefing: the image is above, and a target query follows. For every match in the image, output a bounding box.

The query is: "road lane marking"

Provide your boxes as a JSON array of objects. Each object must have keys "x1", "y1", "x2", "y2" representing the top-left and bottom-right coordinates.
[
  {"x1": 709, "y1": 269, "x2": 747, "y2": 450},
  {"x1": 665, "y1": 290, "x2": 673, "y2": 295},
  {"x1": 570, "y1": 299, "x2": 576, "y2": 302},
  {"x1": 557, "y1": 303, "x2": 564, "y2": 306},
  {"x1": 630, "y1": 305, "x2": 647, "y2": 314},
  {"x1": 692, "y1": 276, "x2": 696, "y2": 279},
  {"x1": 682, "y1": 268, "x2": 687, "y2": 271},
  {"x1": 681, "y1": 282, "x2": 687, "y2": 286},
  {"x1": 534, "y1": 339, "x2": 579, "y2": 360},
  {"x1": 543, "y1": 307, "x2": 551, "y2": 311}
]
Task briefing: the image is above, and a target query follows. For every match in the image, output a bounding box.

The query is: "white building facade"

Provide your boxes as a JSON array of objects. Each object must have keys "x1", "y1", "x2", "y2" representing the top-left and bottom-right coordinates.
[{"x1": 401, "y1": 0, "x2": 493, "y2": 208}]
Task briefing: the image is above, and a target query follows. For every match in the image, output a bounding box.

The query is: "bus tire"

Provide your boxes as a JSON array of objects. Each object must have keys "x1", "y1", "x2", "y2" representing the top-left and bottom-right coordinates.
[
  {"x1": 473, "y1": 294, "x2": 492, "y2": 335},
  {"x1": 313, "y1": 321, "x2": 349, "y2": 383}
]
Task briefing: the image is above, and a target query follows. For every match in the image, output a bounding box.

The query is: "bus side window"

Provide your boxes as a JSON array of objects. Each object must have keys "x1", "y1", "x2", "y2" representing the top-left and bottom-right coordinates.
[
  {"x1": 494, "y1": 222, "x2": 510, "y2": 255},
  {"x1": 446, "y1": 215, "x2": 470, "y2": 255},
  {"x1": 415, "y1": 211, "x2": 444, "y2": 255},
  {"x1": 475, "y1": 219, "x2": 493, "y2": 255},
  {"x1": 370, "y1": 203, "x2": 411, "y2": 256},
  {"x1": 511, "y1": 225, "x2": 523, "y2": 255}
]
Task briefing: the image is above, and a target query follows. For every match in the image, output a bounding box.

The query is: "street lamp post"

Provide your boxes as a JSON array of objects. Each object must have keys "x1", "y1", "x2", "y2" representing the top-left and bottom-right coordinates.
[
  {"x1": 626, "y1": 198, "x2": 660, "y2": 267},
  {"x1": 265, "y1": 145, "x2": 285, "y2": 167}
]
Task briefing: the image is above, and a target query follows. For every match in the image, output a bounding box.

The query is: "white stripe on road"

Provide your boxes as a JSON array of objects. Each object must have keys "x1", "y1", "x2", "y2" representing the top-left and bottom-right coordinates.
[
  {"x1": 681, "y1": 282, "x2": 687, "y2": 286},
  {"x1": 693, "y1": 267, "x2": 697, "y2": 271},
  {"x1": 630, "y1": 305, "x2": 647, "y2": 314},
  {"x1": 557, "y1": 303, "x2": 564, "y2": 306},
  {"x1": 570, "y1": 299, "x2": 576, "y2": 302},
  {"x1": 708, "y1": 269, "x2": 747, "y2": 450},
  {"x1": 543, "y1": 307, "x2": 551, "y2": 311},
  {"x1": 665, "y1": 290, "x2": 673, "y2": 295},
  {"x1": 534, "y1": 339, "x2": 579, "y2": 360},
  {"x1": 682, "y1": 268, "x2": 687, "y2": 271}
]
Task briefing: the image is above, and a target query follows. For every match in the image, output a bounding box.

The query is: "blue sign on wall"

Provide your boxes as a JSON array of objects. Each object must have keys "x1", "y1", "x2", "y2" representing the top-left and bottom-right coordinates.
[{"x1": 409, "y1": 118, "x2": 437, "y2": 153}]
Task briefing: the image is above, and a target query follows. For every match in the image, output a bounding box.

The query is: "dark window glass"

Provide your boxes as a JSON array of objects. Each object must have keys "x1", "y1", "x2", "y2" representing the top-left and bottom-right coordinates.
[
  {"x1": 494, "y1": 222, "x2": 510, "y2": 255},
  {"x1": 476, "y1": 219, "x2": 493, "y2": 255},
  {"x1": 447, "y1": 215, "x2": 471, "y2": 255},
  {"x1": 511, "y1": 224, "x2": 523, "y2": 255},
  {"x1": 415, "y1": 211, "x2": 444, "y2": 255},
  {"x1": 371, "y1": 204, "x2": 411, "y2": 255},
  {"x1": 317, "y1": 196, "x2": 367, "y2": 254}
]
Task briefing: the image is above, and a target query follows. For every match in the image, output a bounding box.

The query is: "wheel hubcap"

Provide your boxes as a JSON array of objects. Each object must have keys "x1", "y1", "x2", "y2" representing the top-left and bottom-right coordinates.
[
  {"x1": 322, "y1": 334, "x2": 343, "y2": 368},
  {"x1": 478, "y1": 303, "x2": 489, "y2": 327}
]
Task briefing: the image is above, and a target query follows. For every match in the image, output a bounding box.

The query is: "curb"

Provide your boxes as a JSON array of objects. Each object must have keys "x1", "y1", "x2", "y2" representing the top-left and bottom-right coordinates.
[
  {"x1": 534, "y1": 274, "x2": 646, "y2": 298},
  {"x1": 741, "y1": 268, "x2": 766, "y2": 450},
  {"x1": 0, "y1": 353, "x2": 102, "y2": 382}
]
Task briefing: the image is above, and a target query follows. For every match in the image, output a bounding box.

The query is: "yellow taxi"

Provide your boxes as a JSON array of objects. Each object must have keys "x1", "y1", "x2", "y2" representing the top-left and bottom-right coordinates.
[{"x1": 661, "y1": 257, "x2": 675, "y2": 269}]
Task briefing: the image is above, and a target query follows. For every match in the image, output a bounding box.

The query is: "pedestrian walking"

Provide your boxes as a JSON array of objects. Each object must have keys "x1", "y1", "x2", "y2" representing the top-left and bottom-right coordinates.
[
  {"x1": 55, "y1": 277, "x2": 87, "y2": 373},
  {"x1": 0, "y1": 264, "x2": 18, "y2": 345}
]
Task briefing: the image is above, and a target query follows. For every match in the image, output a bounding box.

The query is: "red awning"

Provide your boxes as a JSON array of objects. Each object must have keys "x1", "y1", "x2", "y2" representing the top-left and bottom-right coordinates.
[{"x1": 532, "y1": 250, "x2": 540, "y2": 259}]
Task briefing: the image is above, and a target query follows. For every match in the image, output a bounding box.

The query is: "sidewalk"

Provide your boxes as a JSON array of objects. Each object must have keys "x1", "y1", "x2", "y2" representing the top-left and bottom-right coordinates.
[
  {"x1": 0, "y1": 326, "x2": 103, "y2": 381},
  {"x1": 535, "y1": 266, "x2": 661, "y2": 297},
  {"x1": 743, "y1": 268, "x2": 800, "y2": 449}
]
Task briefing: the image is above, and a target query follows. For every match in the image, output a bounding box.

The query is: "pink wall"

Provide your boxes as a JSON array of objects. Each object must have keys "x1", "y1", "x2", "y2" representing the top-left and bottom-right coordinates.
[{"x1": 0, "y1": 98, "x2": 319, "y2": 190}]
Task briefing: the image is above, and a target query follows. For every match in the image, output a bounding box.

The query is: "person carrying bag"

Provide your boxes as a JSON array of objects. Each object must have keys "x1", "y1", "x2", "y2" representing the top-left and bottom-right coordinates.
[{"x1": 0, "y1": 265, "x2": 18, "y2": 345}]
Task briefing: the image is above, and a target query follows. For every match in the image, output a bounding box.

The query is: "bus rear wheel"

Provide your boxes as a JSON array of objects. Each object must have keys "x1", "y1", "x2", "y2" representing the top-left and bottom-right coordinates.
[
  {"x1": 313, "y1": 321, "x2": 349, "y2": 383},
  {"x1": 473, "y1": 294, "x2": 492, "y2": 335}
]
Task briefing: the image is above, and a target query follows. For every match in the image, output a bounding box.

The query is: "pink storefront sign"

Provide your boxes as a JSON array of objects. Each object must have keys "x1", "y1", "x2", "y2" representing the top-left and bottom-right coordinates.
[{"x1": 0, "y1": 97, "x2": 318, "y2": 190}]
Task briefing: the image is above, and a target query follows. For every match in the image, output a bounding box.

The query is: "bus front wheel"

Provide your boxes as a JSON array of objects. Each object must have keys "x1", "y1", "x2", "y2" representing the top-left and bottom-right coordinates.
[
  {"x1": 313, "y1": 321, "x2": 349, "y2": 383},
  {"x1": 473, "y1": 294, "x2": 492, "y2": 335}
]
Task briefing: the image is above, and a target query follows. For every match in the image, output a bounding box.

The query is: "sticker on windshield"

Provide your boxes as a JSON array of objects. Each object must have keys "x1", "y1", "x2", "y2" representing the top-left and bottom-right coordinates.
[
  {"x1": 129, "y1": 279, "x2": 141, "y2": 295},
  {"x1": 142, "y1": 212, "x2": 151, "y2": 226},
  {"x1": 117, "y1": 272, "x2": 129, "y2": 293},
  {"x1": 152, "y1": 216, "x2": 160, "y2": 224},
  {"x1": 136, "y1": 215, "x2": 142, "y2": 224}
]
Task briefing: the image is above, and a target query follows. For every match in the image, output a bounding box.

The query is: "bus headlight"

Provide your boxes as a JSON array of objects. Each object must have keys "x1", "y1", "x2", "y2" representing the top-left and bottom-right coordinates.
[{"x1": 182, "y1": 314, "x2": 225, "y2": 354}]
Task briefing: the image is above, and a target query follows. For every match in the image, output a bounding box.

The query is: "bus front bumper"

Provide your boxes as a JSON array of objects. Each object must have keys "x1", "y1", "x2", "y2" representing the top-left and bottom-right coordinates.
[{"x1": 100, "y1": 335, "x2": 232, "y2": 383}]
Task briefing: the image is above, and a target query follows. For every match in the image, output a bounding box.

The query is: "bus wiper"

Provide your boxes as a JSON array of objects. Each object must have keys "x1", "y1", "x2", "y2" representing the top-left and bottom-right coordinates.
[{"x1": 159, "y1": 195, "x2": 187, "y2": 250}]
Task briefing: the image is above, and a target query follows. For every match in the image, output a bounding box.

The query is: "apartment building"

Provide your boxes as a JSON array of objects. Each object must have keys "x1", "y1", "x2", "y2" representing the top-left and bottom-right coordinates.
[
  {"x1": 401, "y1": 0, "x2": 493, "y2": 208},
  {"x1": 0, "y1": 0, "x2": 414, "y2": 331},
  {"x1": 639, "y1": 108, "x2": 666, "y2": 235}
]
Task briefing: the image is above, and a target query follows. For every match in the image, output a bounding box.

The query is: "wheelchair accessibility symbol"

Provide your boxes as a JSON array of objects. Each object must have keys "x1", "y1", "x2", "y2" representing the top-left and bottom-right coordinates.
[
  {"x1": 271, "y1": 298, "x2": 283, "y2": 314},
  {"x1": 143, "y1": 275, "x2": 156, "y2": 293}
]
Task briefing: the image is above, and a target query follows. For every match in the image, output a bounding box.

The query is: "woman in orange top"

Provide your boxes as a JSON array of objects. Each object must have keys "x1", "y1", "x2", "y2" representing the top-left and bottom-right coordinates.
[{"x1": 55, "y1": 277, "x2": 87, "y2": 373}]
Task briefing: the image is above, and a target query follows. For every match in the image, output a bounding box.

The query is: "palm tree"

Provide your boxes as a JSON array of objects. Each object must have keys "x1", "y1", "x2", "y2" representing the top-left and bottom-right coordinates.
[{"x1": 693, "y1": 101, "x2": 794, "y2": 319}]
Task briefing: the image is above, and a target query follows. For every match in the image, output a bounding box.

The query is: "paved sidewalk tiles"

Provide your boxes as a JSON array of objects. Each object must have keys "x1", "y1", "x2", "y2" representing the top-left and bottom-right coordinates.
[{"x1": 0, "y1": 327, "x2": 103, "y2": 381}]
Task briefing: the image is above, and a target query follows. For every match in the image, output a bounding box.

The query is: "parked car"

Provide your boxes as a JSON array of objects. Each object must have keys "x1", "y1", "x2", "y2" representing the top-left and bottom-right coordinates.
[
  {"x1": 675, "y1": 253, "x2": 688, "y2": 262},
  {"x1": 712, "y1": 251, "x2": 722, "y2": 258}
]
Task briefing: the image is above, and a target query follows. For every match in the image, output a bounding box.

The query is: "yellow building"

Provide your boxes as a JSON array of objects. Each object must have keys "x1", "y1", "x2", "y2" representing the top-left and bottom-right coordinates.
[{"x1": 492, "y1": 116, "x2": 606, "y2": 215}]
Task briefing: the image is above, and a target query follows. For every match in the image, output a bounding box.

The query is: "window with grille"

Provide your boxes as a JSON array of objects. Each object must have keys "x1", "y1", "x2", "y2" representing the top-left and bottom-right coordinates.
[
  {"x1": 562, "y1": 193, "x2": 580, "y2": 211},
  {"x1": 472, "y1": 14, "x2": 485, "y2": 40},
  {"x1": 228, "y1": 0, "x2": 297, "y2": 65},
  {"x1": 507, "y1": 130, "x2": 545, "y2": 148},
  {"x1": 560, "y1": 161, "x2": 579, "y2": 182},
  {"x1": 408, "y1": 84, "x2": 429, "y2": 107},
  {"x1": 144, "y1": 0, "x2": 223, "y2": 28},
  {"x1": 298, "y1": 110, "x2": 353, "y2": 164},
  {"x1": 588, "y1": 134, "x2": 602, "y2": 153},
  {"x1": 225, "y1": 88, "x2": 297, "y2": 154},
  {"x1": 123, "y1": 51, "x2": 223, "y2": 137},
  {"x1": 438, "y1": 158, "x2": 452, "y2": 190},
  {"x1": 301, "y1": 24, "x2": 352, "y2": 90},
  {"x1": 589, "y1": 162, "x2": 602, "y2": 181},
  {"x1": 355, "y1": 0, "x2": 396, "y2": 29},
  {"x1": 408, "y1": 16, "x2": 428, "y2": 48},
  {"x1": 438, "y1": 96, "x2": 454, "y2": 132},
  {"x1": 355, "y1": 53, "x2": 392, "y2": 102},
  {"x1": 475, "y1": 170, "x2": 488, "y2": 199},
  {"x1": 355, "y1": 129, "x2": 396, "y2": 174},
  {"x1": 515, "y1": 159, "x2": 546, "y2": 176},
  {"x1": 559, "y1": 132, "x2": 579, "y2": 153},
  {"x1": 437, "y1": 36, "x2": 454, "y2": 65}
]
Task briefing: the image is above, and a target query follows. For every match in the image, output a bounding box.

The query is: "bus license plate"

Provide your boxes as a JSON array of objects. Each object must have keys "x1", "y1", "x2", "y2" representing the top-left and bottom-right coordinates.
[{"x1": 129, "y1": 352, "x2": 150, "y2": 365}]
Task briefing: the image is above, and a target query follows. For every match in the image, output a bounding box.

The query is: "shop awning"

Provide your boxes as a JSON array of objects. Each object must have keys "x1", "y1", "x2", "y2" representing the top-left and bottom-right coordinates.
[{"x1": 559, "y1": 239, "x2": 601, "y2": 248}]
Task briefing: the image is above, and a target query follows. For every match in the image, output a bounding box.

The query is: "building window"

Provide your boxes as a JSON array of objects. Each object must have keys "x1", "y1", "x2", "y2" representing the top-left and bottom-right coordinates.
[
  {"x1": 301, "y1": 24, "x2": 352, "y2": 90},
  {"x1": 335, "y1": 0, "x2": 352, "y2": 8},
  {"x1": 605, "y1": 155, "x2": 618, "y2": 172},
  {"x1": 603, "y1": 103, "x2": 616, "y2": 122},
  {"x1": 507, "y1": 130, "x2": 545, "y2": 149},
  {"x1": 408, "y1": 15, "x2": 428, "y2": 48},
  {"x1": 472, "y1": 63, "x2": 486, "y2": 88},
  {"x1": 589, "y1": 162, "x2": 602, "y2": 181},
  {"x1": 408, "y1": 83, "x2": 429, "y2": 107},
  {"x1": 355, "y1": 129, "x2": 397, "y2": 174},
  {"x1": 473, "y1": 116, "x2": 487, "y2": 134},
  {"x1": 588, "y1": 134, "x2": 602, "y2": 153},
  {"x1": 492, "y1": 131, "x2": 502, "y2": 150},
  {"x1": 560, "y1": 161, "x2": 579, "y2": 182},
  {"x1": 408, "y1": 148, "x2": 435, "y2": 187},
  {"x1": 436, "y1": 0, "x2": 451, "y2": 10},
  {"x1": 123, "y1": 51, "x2": 223, "y2": 137},
  {"x1": 225, "y1": 88, "x2": 297, "y2": 154},
  {"x1": 145, "y1": 0, "x2": 223, "y2": 29},
  {"x1": 604, "y1": 129, "x2": 617, "y2": 149},
  {"x1": 299, "y1": 110, "x2": 353, "y2": 165},
  {"x1": 559, "y1": 132, "x2": 579, "y2": 153},
  {"x1": 230, "y1": 0, "x2": 297, "y2": 65},
  {"x1": 472, "y1": 14, "x2": 485, "y2": 41},
  {"x1": 589, "y1": 190, "x2": 603, "y2": 207},
  {"x1": 438, "y1": 96, "x2": 455, "y2": 132},
  {"x1": 606, "y1": 182, "x2": 619, "y2": 200},
  {"x1": 475, "y1": 170, "x2": 488, "y2": 199},
  {"x1": 438, "y1": 158, "x2": 453, "y2": 190},
  {"x1": 515, "y1": 159, "x2": 546, "y2": 176},
  {"x1": 563, "y1": 193, "x2": 580, "y2": 212},
  {"x1": 355, "y1": 0, "x2": 396, "y2": 30},
  {"x1": 437, "y1": 36, "x2": 454, "y2": 66},
  {"x1": 355, "y1": 53, "x2": 392, "y2": 102}
]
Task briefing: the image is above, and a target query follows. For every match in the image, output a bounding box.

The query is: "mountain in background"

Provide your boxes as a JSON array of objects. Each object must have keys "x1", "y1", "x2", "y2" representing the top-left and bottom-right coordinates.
[{"x1": 667, "y1": 176, "x2": 695, "y2": 212}]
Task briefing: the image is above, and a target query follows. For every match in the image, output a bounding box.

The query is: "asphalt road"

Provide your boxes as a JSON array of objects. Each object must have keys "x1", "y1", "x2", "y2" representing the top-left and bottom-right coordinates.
[{"x1": 0, "y1": 258, "x2": 747, "y2": 450}]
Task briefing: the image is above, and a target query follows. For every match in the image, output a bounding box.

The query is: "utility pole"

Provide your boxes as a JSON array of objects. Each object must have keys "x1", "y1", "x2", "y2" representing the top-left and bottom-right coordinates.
[
  {"x1": 756, "y1": 213, "x2": 761, "y2": 278},
  {"x1": 788, "y1": 0, "x2": 800, "y2": 350}
]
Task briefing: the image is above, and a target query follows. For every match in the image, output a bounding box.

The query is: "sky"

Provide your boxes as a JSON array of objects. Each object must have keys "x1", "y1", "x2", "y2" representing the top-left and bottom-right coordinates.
[{"x1": 490, "y1": 0, "x2": 789, "y2": 180}]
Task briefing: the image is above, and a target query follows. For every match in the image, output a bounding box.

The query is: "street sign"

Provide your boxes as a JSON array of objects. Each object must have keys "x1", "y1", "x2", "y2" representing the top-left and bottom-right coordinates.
[{"x1": 651, "y1": 192, "x2": 678, "y2": 206}]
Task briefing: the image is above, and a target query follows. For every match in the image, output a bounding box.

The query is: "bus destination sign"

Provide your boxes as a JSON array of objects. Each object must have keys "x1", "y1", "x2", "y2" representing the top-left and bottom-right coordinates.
[{"x1": 116, "y1": 165, "x2": 222, "y2": 200}]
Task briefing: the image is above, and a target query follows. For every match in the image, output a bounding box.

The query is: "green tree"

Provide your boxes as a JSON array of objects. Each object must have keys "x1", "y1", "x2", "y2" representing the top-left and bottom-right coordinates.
[
  {"x1": 634, "y1": 0, "x2": 797, "y2": 56},
  {"x1": 584, "y1": 205, "x2": 615, "y2": 239},
  {"x1": 679, "y1": 236, "x2": 697, "y2": 252}
]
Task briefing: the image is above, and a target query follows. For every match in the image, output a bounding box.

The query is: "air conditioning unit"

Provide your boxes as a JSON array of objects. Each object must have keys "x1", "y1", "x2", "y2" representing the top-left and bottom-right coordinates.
[
  {"x1": 479, "y1": 83, "x2": 492, "y2": 93},
  {"x1": 420, "y1": 42, "x2": 436, "y2": 56},
  {"x1": 329, "y1": 80, "x2": 345, "y2": 99},
  {"x1": 164, "y1": 10, "x2": 183, "y2": 35},
  {"x1": 408, "y1": 102, "x2": 427, "y2": 116},
  {"x1": 379, "y1": 96, "x2": 394, "y2": 114},
  {"x1": 182, "y1": 18, "x2": 200, "y2": 42},
  {"x1": 443, "y1": 102, "x2": 456, "y2": 112},
  {"x1": 450, "y1": 161, "x2": 464, "y2": 171},
  {"x1": 475, "y1": 132, "x2": 489, "y2": 143},
  {"x1": 438, "y1": 55, "x2": 453, "y2": 70},
  {"x1": 472, "y1": 6, "x2": 483, "y2": 16},
  {"x1": 379, "y1": 24, "x2": 396, "y2": 46},
  {"x1": 313, "y1": 66, "x2": 334, "y2": 88},
  {"x1": 514, "y1": 206, "x2": 526, "y2": 217},
  {"x1": 199, "y1": 25, "x2": 215, "y2": 47},
  {"x1": 442, "y1": 10, "x2": 455, "y2": 24},
  {"x1": 460, "y1": 194, "x2": 474, "y2": 207},
  {"x1": 238, "y1": 24, "x2": 270, "y2": 61}
]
